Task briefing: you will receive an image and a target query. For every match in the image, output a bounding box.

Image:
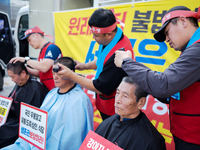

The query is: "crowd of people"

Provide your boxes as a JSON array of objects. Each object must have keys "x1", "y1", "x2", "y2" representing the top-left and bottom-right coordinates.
[{"x1": 0, "y1": 5, "x2": 200, "y2": 150}]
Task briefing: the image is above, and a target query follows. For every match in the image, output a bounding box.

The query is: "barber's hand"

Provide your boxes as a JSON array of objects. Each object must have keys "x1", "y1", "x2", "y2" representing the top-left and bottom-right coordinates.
[
  {"x1": 56, "y1": 63, "x2": 74, "y2": 79},
  {"x1": 74, "y1": 60, "x2": 85, "y2": 71},
  {"x1": 9, "y1": 57, "x2": 25, "y2": 63},
  {"x1": 114, "y1": 50, "x2": 132, "y2": 68}
]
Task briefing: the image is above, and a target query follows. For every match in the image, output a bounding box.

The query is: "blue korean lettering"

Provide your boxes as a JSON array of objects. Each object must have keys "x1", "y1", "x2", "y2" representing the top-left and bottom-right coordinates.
[
  {"x1": 21, "y1": 127, "x2": 30, "y2": 137},
  {"x1": 136, "y1": 39, "x2": 167, "y2": 65}
]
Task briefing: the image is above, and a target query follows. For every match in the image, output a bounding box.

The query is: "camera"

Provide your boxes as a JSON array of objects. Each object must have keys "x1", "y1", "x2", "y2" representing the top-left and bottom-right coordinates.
[{"x1": 53, "y1": 65, "x2": 61, "y2": 73}]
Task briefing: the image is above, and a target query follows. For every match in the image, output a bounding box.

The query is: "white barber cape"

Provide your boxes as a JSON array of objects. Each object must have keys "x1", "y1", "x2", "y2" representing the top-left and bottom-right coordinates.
[{"x1": 1, "y1": 84, "x2": 94, "y2": 150}]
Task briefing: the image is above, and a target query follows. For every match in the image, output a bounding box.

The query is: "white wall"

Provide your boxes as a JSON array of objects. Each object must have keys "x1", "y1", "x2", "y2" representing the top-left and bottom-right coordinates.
[{"x1": 28, "y1": 0, "x2": 92, "y2": 58}]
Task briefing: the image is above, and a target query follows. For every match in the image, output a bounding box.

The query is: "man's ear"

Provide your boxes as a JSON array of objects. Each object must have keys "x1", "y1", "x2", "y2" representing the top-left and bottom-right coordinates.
[
  {"x1": 20, "y1": 70, "x2": 27, "y2": 77},
  {"x1": 106, "y1": 32, "x2": 113, "y2": 38},
  {"x1": 137, "y1": 97, "x2": 146, "y2": 110},
  {"x1": 179, "y1": 16, "x2": 188, "y2": 28},
  {"x1": 34, "y1": 33, "x2": 41, "y2": 38}
]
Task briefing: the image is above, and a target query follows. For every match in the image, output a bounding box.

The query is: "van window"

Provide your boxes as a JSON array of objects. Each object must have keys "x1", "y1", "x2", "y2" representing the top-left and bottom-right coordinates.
[
  {"x1": 18, "y1": 14, "x2": 28, "y2": 39},
  {"x1": 18, "y1": 14, "x2": 28, "y2": 57}
]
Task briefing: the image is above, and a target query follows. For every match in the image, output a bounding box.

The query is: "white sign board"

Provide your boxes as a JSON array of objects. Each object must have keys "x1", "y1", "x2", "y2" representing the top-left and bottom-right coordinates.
[
  {"x1": 19, "y1": 102, "x2": 48, "y2": 150},
  {"x1": 0, "y1": 95, "x2": 13, "y2": 126}
]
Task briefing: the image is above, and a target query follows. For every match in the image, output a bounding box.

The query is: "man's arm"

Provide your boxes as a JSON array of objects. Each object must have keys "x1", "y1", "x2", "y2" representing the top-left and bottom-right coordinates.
[
  {"x1": 115, "y1": 45, "x2": 200, "y2": 98},
  {"x1": 26, "y1": 67, "x2": 39, "y2": 77},
  {"x1": 57, "y1": 63, "x2": 102, "y2": 94},
  {"x1": 10, "y1": 57, "x2": 54, "y2": 73},
  {"x1": 26, "y1": 58, "x2": 54, "y2": 73},
  {"x1": 75, "y1": 59, "x2": 97, "y2": 70}
]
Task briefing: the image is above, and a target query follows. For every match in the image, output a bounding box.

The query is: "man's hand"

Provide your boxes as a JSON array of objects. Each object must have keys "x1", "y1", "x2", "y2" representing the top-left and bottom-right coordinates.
[
  {"x1": 114, "y1": 50, "x2": 132, "y2": 68},
  {"x1": 75, "y1": 60, "x2": 97, "y2": 70},
  {"x1": 57, "y1": 63, "x2": 74, "y2": 79},
  {"x1": 74, "y1": 60, "x2": 85, "y2": 71},
  {"x1": 9, "y1": 57, "x2": 25, "y2": 63}
]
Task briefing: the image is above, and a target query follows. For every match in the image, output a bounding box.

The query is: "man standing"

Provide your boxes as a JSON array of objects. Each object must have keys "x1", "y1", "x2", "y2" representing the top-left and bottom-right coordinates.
[
  {"x1": 114, "y1": 6, "x2": 200, "y2": 149},
  {"x1": 10, "y1": 26, "x2": 62, "y2": 90},
  {"x1": 57, "y1": 8, "x2": 133, "y2": 120},
  {"x1": 95, "y1": 77, "x2": 166, "y2": 150},
  {"x1": 0, "y1": 61, "x2": 48, "y2": 148}
]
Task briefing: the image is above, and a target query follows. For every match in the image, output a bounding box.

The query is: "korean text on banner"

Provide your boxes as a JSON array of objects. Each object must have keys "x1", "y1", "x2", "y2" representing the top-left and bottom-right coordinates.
[
  {"x1": 79, "y1": 130, "x2": 123, "y2": 150},
  {"x1": 19, "y1": 102, "x2": 48, "y2": 150},
  {"x1": 0, "y1": 95, "x2": 12, "y2": 126}
]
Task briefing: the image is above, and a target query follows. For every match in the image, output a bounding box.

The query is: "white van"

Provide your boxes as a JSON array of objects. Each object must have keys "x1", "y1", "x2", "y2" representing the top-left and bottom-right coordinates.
[{"x1": 0, "y1": 10, "x2": 15, "y2": 90}]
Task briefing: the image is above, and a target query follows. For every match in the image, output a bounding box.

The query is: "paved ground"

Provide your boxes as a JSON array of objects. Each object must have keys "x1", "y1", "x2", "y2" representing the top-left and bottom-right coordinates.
[{"x1": 0, "y1": 75, "x2": 15, "y2": 97}]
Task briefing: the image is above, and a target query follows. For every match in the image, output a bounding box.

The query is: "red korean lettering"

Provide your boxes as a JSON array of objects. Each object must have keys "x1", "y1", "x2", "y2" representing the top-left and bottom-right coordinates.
[
  {"x1": 0, "y1": 116, "x2": 3, "y2": 123},
  {"x1": 80, "y1": 17, "x2": 88, "y2": 35},
  {"x1": 115, "y1": 11, "x2": 127, "y2": 31},
  {"x1": 39, "y1": 136, "x2": 44, "y2": 144},
  {"x1": 68, "y1": 18, "x2": 81, "y2": 35},
  {"x1": 110, "y1": 8, "x2": 127, "y2": 31}
]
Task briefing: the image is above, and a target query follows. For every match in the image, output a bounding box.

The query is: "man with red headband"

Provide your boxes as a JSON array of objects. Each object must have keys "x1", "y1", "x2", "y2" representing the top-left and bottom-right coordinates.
[
  {"x1": 10, "y1": 26, "x2": 62, "y2": 90},
  {"x1": 114, "y1": 6, "x2": 200, "y2": 150},
  {"x1": 57, "y1": 8, "x2": 134, "y2": 120}
]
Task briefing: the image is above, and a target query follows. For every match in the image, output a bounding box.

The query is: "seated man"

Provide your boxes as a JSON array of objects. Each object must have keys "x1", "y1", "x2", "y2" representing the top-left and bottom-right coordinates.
[
  {"x1": 95, "y1": 76, "x2": 166, "y2": 150},
  {"x1": 1, "y1": 57, "x2": 94, "y2": 150},
  {"x1": 0, "y1": 62, "x2": 49, "y2": 148}
]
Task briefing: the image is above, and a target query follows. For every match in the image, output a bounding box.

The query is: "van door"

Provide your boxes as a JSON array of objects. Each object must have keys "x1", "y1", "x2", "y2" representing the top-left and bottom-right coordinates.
[{"x1": 0, "y1": 11, "x2": 15, "y2": 90}]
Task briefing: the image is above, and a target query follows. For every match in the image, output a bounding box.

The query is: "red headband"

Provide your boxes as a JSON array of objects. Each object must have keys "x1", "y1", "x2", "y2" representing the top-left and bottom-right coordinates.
[
  {"x1": 90, "y1": 9, "x2": 125, "y2": 34},
  {"x1": 90, "y1": 22, "x2": 117, "y2": 34},
  {"x1": 162, "y1": 7, "x2": 200, "y2": 25},
  {"x1": 25, "y1": 26, "x2": 44, "y2": 36}
]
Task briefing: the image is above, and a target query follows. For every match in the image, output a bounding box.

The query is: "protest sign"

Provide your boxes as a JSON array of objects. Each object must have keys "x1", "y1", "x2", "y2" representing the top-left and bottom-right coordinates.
[
  {"x1": 0, "y1": 95, "x2": 12, "y2": 126},
  {"x1": 79, "y1": 130, "x2": 123, "y2": 150},
  {"x1": 19, "y1": 102, "x2": 48, "y2": 150}
]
